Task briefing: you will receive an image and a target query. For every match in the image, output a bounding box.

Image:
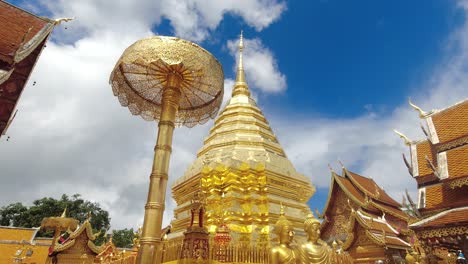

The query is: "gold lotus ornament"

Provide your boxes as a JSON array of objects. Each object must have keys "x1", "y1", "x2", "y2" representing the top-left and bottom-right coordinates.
[{"x1": 110, "y1": 36, "x2": 224, "y2": 264}]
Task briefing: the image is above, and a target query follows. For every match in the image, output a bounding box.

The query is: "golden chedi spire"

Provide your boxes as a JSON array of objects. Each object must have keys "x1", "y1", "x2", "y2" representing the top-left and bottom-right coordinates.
[
  {"x1": 170, "y1": 31, "x2": 315, "y2": 246},
  {"x1": 232, "y1": 30, "x2": 250, "y2": 98}
]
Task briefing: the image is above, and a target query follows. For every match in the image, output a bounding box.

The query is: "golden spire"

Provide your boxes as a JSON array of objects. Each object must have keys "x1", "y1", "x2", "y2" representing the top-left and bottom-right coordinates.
[
  {"x1": 61, "y1": 207, "x2": 67, "y2": 218},
  {"x1": 232, "y1": 30, "x2": 251, "y2": 97}
]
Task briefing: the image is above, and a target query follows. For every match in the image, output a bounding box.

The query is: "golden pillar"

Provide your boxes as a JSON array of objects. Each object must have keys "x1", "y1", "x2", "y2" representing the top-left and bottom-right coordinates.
[
  {"x1": 110, "y1": 36, "x2": 224, "y2": 264},
  {"x1": 139, "y1": 74, "x2": 182, "y2": 263}
]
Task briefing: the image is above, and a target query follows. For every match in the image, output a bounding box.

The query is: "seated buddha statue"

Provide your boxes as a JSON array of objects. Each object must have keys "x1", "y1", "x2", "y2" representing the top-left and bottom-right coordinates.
[
  {"x1": 270, "y1": 205, "x2": 297, "y2": 264},
  {"x1": 298, "y1": 213, "x2": 333, "y2": 264}
]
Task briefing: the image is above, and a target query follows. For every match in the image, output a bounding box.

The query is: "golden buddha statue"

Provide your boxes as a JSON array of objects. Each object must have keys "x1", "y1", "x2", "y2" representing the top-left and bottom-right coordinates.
[
  {"x1": 298, "y1": 213, "x2": 333, "y2": 264},
  {"x1": 270, "y1": 205, "x2": 297, "y2": 264}
]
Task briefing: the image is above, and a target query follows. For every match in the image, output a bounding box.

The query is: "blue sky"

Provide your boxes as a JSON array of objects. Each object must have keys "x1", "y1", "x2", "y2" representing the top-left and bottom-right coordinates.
[{"x1": 2, "y1": 0, "x2": 468, "y2": 229}]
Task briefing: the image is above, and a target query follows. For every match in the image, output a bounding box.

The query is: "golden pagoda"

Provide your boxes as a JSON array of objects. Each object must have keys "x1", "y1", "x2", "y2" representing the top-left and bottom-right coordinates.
[{"x1": 169, "y1": 32, "x2": 315, "y2": 246}]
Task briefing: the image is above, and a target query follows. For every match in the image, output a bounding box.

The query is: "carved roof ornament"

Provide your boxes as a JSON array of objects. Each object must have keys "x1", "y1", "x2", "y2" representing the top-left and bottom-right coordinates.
[
  {"x1": 338, "y1": 160, "x2": 345, "y2": 169},
  {"x1": 394, "y1": 130, "x2": 412, "y2": 145},
  {"x1": 408, "y1": 98, "x2": 434, "y2": 118},
  {"x1": 402, "y1": 153, "x2": 414, "y2": 177},
  {"x1": 424, "y1": 155, "x2": 441, "y2": 179}
]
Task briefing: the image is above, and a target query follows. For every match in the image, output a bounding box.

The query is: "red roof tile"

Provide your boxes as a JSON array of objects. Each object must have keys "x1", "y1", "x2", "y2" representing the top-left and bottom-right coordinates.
[
  {"x1": 346, "y1": 170, "x2": 401, "y2": 207},
  {"x1": 0, "y1": 1, "x2": 48, "y2": 63}
]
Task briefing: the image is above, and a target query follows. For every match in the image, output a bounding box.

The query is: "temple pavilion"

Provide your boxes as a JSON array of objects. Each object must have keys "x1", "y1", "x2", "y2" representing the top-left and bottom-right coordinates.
[
  {"x1": 168, "y1": 33, "x2": 316, "y2": 246},
  {"x1": 399, "y1": 99, "x2": 468, "y2": 262},
  {"x1": 320, "y1": 167, "x2": 412, "y2": 263}
]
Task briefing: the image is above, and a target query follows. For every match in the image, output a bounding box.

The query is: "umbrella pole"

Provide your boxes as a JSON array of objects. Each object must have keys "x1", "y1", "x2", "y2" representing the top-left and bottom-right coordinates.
[{"x1": 137, "y1": 73, "x2": 182, "y2": 264}]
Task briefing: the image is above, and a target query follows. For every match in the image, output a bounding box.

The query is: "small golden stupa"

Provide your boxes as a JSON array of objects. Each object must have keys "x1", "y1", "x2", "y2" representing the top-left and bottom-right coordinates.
[{"x1": 169, "y1": 32, "x2": 316, "y2": 246}]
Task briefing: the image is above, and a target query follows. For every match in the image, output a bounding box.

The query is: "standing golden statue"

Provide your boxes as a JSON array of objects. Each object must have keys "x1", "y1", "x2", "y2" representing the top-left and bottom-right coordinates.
[
  {"x1": 270, "y1": 205, "x2": 298, "y2": 264},
  {"x1": 298, "y1": 213, "x2": 333, "y2": 264},
  {"x1": 110, "y1": 36, "x2": 224, "y2": 264}
]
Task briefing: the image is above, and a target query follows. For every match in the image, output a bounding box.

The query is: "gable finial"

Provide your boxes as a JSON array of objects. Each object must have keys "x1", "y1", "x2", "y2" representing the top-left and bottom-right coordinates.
[
  {"x1": 408, "y1": 98, "x2": 432, "y2": 118},
  {"x1": 394, "y1": 129, "x2": 411, "y2": 145}
]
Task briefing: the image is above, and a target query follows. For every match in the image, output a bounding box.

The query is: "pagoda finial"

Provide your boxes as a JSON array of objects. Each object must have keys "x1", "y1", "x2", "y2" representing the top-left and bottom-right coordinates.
[
  {"x1": 232, "y1": 30, "x2": 250, "y2": 97},
  {"x1": 279, "y1": 202, "x2": 285, "y2": 216}
]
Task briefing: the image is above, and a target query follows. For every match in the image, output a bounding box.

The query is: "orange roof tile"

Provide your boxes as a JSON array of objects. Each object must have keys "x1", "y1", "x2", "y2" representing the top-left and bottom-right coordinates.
[
  {"x1": 415, "y1": 140, "x2": 434, "y2": 177},
  {"x1": 424, "y1": 183, "x2": 468, "y2": 211},
  {"x1": 431, "y1": 100, "x2": 468, "y2": 144},
  {"x1": 410, "y1": 207, "x2": 468, "y2": 229},
  {"x1": 446, "y1": 144, "x2": 468, "y2": 179},
  {"x1": 346, "y1": 170, "x2": 401, "y2": 207}
]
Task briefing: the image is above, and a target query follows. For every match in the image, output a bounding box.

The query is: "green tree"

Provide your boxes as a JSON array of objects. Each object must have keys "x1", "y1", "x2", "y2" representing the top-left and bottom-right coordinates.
[
  {"x1": 112, "y1": 228, "x2": 135, "y2": 248},
  {"x1": 0, "y1": 194, "x2": 111, "y2": 245},
  {"x1": 0, "y1": 202, "x2": 28, "y2": 226}
]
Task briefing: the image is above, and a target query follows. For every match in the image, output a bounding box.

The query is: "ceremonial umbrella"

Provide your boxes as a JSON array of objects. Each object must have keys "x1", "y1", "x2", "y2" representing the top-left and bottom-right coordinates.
[{"x1": 110, "y1": 36, "x2": 224, "y2": 264}]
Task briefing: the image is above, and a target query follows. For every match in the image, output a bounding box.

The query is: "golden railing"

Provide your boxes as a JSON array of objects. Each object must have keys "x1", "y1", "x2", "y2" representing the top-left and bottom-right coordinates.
[{"x1": 161, "y1": 242, "x2": 269, "y2": 264}]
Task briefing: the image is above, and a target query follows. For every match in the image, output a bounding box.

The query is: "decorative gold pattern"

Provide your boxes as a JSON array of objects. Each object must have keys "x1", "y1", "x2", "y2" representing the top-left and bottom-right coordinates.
[
  {"x1": 110, "y1": 36, "x2": 224, "y2": 127},
  {"x1": 418, "y1": 226, "x2": 468, "y2": 238},
  {"x1": 449, "y1": 177, "x2": 468, "y2": 188}
]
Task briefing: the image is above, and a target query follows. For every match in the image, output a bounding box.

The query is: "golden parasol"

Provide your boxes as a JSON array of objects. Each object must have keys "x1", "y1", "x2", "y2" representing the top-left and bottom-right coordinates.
[{"x1": 110, "y1": 36, "x2": 224, "y2": 264}]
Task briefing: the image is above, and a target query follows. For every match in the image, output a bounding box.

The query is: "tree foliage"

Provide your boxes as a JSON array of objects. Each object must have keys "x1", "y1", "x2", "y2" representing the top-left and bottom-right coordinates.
[
  {"x1": 112, "y1": 228, "x2": 135, "y2": 248},
  {"x1": 0, "y1": 194, "x2": 110, "y2": 245}
]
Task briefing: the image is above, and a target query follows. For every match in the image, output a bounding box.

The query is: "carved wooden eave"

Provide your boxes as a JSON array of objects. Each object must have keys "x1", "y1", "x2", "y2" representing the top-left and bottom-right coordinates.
[
  {"x1": 342, "y1": 209, "x2": 411, "y2": 250},
  {"x1": 341, "y1": 209, "x2": 357, "y2": 251},
  {"x1": 321, "y1": 171, "x2": 339, "y2": 220},
  {"x1": 369, "y1": 200, "x2": 410, "y2": 222}
]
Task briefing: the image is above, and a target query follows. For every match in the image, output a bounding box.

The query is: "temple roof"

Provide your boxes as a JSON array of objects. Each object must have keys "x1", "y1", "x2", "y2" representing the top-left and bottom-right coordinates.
[
  {"x1": 405, "y1": 99, "x2": 468, "y2": 183},
  {"x1": 410, "y1": 206, "x2": 468, "y2": 229},
  {"x1": 323, "y1": 168, "x2": 408, "y2": 221},
  {"x1": 0, "y1": 1, "x2": 60, "y2": 136}
]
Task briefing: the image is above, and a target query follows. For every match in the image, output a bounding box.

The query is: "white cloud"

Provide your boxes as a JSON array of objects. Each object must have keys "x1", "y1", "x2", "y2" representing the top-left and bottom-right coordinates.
[
  {"x1": 227, "y1": 38, "x2": 287, "y2": 93},
  {"x1": 160, "y1": 0, "x2": 286, "y2": 41},
  {"x1": 36, "y1": 0, "x2": 286, "y2": 42}
]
